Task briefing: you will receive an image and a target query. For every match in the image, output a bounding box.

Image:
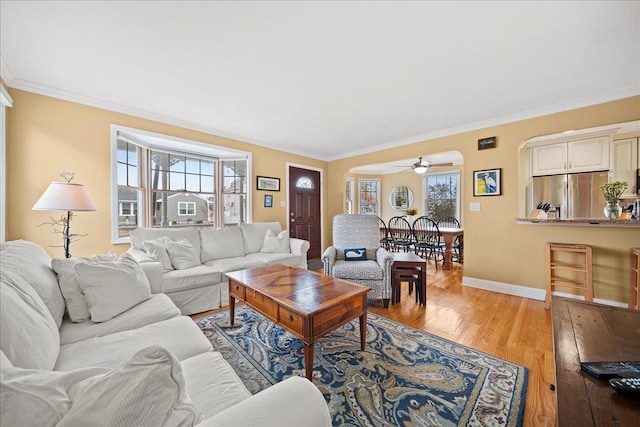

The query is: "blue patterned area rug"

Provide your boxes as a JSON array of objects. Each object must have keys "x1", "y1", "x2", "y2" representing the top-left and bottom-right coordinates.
[{"x1": 196, "y1": 306, "x2": 527, "y2": 427}]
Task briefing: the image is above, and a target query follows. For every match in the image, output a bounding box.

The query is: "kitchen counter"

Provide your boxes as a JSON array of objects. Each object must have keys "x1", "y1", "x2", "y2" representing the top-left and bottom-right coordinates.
[{"x1": 517, "y1": 218, "x2": 640, "y2": 227}]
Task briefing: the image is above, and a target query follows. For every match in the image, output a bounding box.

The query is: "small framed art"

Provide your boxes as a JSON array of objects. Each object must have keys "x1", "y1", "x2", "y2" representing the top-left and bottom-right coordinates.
[
  {"x1": 256, "y1": 176, "x2": 280, "y2": 191},
  {"x1": 478, "y1": 136, "x2": 496, "y2": 150},
  {"x1": 264, "y1": 194, "x2": 273, "y2": 208},
  {"x1": 473, "y1": 168, "x2": 502, "y2": 196}
]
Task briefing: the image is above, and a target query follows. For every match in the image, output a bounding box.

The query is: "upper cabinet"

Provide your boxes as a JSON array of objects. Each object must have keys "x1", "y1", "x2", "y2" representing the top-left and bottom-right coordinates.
[
  {"x1": 531, "y1": 137, "x2": 610, "y2": 176},
  {"x1": 610, "y1": 138, "x2": 638, "y2": 197}
]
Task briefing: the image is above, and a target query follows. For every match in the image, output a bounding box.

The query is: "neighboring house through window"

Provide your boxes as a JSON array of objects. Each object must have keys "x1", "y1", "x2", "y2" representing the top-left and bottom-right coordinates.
[
  {"x1": 345, "y1": 178, "x2": 354, "y2": 214},
  {"x1": 111, "y1": 125, "x2": 251, "y2": 243},
  {"x1": 358, "y1": 179, "x2": 380, "y2": 215}
]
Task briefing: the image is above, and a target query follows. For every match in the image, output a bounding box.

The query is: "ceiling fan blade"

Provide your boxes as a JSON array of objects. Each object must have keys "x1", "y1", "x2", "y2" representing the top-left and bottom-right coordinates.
[{"x1": 429, "y1": 162, "x2": 453, "y2": 167}]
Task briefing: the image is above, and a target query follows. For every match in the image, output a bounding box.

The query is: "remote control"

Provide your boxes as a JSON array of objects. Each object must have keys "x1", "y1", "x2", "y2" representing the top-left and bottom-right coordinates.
[{"x1": 609, "y1": 377, "x2": 640, "y2": 396}]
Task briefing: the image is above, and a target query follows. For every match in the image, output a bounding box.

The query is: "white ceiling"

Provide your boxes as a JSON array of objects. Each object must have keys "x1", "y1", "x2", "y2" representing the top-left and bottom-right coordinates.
[{"x1": 1, "y1": 1, "x2": 638, "y2": 161}]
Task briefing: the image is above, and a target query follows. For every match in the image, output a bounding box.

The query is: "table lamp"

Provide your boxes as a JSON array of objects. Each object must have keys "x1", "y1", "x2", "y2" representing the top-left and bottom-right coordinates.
[{"x1": 33, "y1": 173, "x2": 97, "y2": 258}]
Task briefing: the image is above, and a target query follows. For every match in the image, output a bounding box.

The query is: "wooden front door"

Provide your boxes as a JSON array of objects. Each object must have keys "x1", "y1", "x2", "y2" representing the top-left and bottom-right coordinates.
[{"x1": 288, "y1": 166, "x2": 321, "y2": 259}]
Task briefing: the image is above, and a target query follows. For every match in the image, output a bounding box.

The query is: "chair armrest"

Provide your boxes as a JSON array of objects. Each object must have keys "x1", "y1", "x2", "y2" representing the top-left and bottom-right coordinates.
[
  {"x1": 321, "y1": 246, "x2": 337, "y2": 275},
  {"x1": 196, "y1": 376, "x2": 331, "y2": 427},
  {"x1": 138, "y1": 261, "x2": 165, "y2": 294},
  {"x1": 375, "y1": 247, "x2": 393, "y2": 269},
  {"x1": 289, "y1": 238, "x2": 310, "y2": 268}
]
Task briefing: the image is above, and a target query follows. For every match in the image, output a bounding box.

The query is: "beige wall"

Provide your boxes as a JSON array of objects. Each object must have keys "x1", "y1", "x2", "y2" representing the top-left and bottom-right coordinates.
[
  {"x1": 5, "y1": 89, "x2": 327, "y2": 257},
  {"x1": 5, "y1": 88, "x2": 640, "y2": 304},
  {"x1": 327, "y1": 96, "x2": 640, "y2": 304}
]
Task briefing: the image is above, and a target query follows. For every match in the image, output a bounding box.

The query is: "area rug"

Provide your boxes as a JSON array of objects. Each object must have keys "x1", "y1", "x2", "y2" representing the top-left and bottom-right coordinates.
[{"x1": 196, "y1": 306, "x2": 527, "y2": 427}]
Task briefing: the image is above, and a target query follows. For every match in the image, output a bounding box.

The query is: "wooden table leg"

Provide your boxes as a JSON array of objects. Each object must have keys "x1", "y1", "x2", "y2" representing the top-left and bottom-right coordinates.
[
  {"x1": 420, "y1": 266, "x2": 427, "y2": 306},
  {"x1": 304, "y1": 343, "x2": 314, "y2": 380},
  {"x1": 442, "y1": 234, "x2": 454, "y2": 270},
  {"x1": 359, "y1": 312, "x2": 367, "y2": 351},
  {"x1": 229, "y1": 293, "x2": 236, "y2": 325}
]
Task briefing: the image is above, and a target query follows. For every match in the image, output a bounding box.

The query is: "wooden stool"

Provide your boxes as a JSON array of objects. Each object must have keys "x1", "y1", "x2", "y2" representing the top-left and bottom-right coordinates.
[
  {"x1": 545, "y1": 243, "x2": 592, "y2": 310},
  {"x1": 630, "y1": 248, "x2": 640, "y2": 310}
]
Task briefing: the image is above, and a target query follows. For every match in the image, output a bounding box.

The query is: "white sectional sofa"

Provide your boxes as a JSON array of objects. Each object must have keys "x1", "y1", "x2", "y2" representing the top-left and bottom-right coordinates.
[
  {"x1": 127, "y1": 222, "x2": 310, "y2": 315},
  {"x1": 0, "y1": 240, "x2": 330, "y2": 426}
]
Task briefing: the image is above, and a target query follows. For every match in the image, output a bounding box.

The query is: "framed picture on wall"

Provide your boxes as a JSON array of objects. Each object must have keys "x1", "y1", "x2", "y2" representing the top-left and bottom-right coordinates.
[
  {"x1": 256, "y1": 176, "x2": 280, "y2": 191},
  {"x1": 473, "y1": 168, "x2": 502, "y2": 196},
  {"x1": 264, "y1": 194, "x2": 273, "y2": 208},
  {"x1": 478, "y1": 136, "x2": 497, "y2": 150}
]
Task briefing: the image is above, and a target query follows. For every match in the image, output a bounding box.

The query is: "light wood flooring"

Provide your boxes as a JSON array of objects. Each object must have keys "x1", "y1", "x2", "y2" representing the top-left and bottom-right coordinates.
[{"x1": 194, "y1": 262, "x2": 557, "y2": 427}]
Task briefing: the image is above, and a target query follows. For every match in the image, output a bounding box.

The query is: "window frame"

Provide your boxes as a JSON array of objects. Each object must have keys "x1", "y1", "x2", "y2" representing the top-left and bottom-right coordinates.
[
  {"x1": 422, "y1": 171, "x2": 461, "y2": 221},
  {"x1": 358, "y1": 178, "x2": 380, "y2": 216},
  {"x1": 177, "y1": 201, "x2": 196, "y2": 216},
  {"x1": 110, "y1": 125, "x2": 252, "y2": 244},
  {"x1": 345, "y1": 177, "x2": 354, "y2": 214}
]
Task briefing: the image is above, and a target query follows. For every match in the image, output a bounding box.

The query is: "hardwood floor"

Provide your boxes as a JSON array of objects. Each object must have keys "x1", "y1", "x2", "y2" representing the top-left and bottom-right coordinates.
[
  {"x1": 195, "y1": 262, "x2": 557, "y2": 426},
  {"x1": 368, "y1": 262, "x2": 557, "y2": 427}
]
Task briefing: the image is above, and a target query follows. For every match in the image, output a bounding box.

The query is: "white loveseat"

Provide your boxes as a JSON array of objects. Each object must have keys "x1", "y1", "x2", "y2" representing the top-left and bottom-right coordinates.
[
  {"x1": 127, "y1": 222, "x2": 310, "y2": 315},
  {"x1": 0, "y1": 240, "x2": 330, "y2": 426}
]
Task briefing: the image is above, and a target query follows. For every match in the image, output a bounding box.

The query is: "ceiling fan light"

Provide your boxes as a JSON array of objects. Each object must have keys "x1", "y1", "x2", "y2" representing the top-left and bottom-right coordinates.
[{"x1": 413, "y1": 165, "x2": 428, "y2": 174}]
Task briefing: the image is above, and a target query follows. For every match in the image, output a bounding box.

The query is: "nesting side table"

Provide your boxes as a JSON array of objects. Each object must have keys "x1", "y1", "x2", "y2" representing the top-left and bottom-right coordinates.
[{"x1": 391, "y1": 252, "x2": 427, "y2": 306}]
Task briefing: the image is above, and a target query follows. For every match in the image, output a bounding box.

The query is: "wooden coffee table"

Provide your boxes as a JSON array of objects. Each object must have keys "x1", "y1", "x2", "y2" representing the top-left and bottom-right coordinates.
[{"x1": 226, "y1": 264, "x2": 371, "y2": 380}]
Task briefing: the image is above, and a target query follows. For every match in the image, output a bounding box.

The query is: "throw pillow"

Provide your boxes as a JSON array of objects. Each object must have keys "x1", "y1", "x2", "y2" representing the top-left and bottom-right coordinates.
[
  {"x1": 260, "y1": 229, "x2": 290, "y2": 253},
  {"x1": 0, "y1": 270, "x2": 60, "y2": 370},
  {"x1": 1, "y1": 346, "x2": 202, "y2": 427},
  {"x1": 166, "y1": 239, "x2": 200, "y2": 270},
  {"x1": 74, "y1": 253, "x2": 152, "y2": 322},
  {"x1": 51, "y1": 253, "x2": 117, "y2": 322},
  {"x1": 143, "y1": 236, "x2": 174, "y2": 272},
  {"x1": 344, "y1": 248, "x2": 367, "y2": 261},
  {"x1": 59, "y1": 346, "x2": 202, "y2": 426}
]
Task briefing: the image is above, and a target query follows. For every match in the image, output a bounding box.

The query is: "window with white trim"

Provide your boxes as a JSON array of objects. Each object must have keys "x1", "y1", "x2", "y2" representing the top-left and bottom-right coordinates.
[
  {"x1": 111, "y1": 127, "x2": 250, "y2": 243},
  {"x1": 358, "y1": 179, "x2": 380, "y2": 215},
  {"x1": 423, "y1": 172, "x2": 460, "y2": 222},
  {"x1": 346, "y1": 178, "x2": 354, "y2": 214}
]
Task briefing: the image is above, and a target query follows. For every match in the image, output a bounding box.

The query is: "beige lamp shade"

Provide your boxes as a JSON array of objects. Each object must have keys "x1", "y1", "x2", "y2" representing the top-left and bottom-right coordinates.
[{"x1": 33, "y1": 182, "x2": 97, "y2": 211}]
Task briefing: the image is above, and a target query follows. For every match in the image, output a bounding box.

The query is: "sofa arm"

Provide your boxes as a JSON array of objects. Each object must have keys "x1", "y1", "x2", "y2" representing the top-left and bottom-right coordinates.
[
  {"x1": 289, "y1": 237, "x2": 310, "y2": 269},
  {"x1": 138, "y1": 261, "x2": 165, "y2": 294},
  {"x1": 126, "y1": 247, "x2": 154, "y2": 263},
  {"x1": 197, "y1": 376, "x2": 331, "y2": 427},
  {"x1": 321, "y1": 246, "x2": 337, "y2": 276}
]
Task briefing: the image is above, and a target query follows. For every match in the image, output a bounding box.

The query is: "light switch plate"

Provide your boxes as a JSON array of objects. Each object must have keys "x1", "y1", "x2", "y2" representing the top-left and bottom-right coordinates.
[{"x1": 470, "y1": 202, "x2": 480, "y2": 212}]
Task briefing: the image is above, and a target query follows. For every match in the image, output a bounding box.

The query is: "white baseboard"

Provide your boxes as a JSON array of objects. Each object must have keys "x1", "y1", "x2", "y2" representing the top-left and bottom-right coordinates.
[{"x1": 462, "y1": 276, "x2": 628, "y2": 308}]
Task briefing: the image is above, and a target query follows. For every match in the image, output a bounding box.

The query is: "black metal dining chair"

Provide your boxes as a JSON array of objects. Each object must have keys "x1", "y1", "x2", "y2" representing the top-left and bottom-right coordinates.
[
  {"x1": 378, "y1": 216, "x2": 391, "y2": 251},
  {"x1": 412, "y1": 216, "x2": 445, "y2": 268},
  {"x1": 437, "y1": 216, "x2": 463, "y2": 263},
  {"x1": 387, "y1": 216, "x2": 414, "y2": 252}
]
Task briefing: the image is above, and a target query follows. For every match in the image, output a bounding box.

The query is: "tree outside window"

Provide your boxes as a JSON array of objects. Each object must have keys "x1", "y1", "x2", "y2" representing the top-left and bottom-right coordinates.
[{"x1": 424, "y1": 173, "x2": 458, "y2": 221}]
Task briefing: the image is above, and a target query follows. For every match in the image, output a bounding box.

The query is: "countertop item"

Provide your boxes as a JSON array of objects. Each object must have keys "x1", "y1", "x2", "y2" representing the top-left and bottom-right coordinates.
[{"x1": 517, "y1": 218, "x2": 640, "y2": 227}]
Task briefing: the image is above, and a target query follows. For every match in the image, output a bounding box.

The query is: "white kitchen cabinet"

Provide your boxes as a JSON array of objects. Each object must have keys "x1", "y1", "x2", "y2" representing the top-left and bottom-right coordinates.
[
  {"x1": 610, "y1": 137, "x2": 638, "y2": 197},
  {"x1": 531, "y1": 137, "x2": 610, "y2": 176}
]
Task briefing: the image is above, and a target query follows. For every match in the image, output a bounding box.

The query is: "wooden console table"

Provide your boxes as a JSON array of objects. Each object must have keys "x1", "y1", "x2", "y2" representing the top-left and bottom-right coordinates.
[{"x1": 551, "y1": 297, "x2": 640, "y2": 426}]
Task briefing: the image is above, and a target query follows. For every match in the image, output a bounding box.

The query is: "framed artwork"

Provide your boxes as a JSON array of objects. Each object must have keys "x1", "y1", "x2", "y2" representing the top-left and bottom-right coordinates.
[
  {"x1": 256, "y1": 176, "x2": 280, "y2": 191},
  {"x1": 264, "y1": 194, "x2": 273, "y2": 208},
  {"x1": 478, "y1": 136, "x2": 497, "y2": 150},
  {"x1": 473, "y1": 168, "x2": 502, "y2": 196}
]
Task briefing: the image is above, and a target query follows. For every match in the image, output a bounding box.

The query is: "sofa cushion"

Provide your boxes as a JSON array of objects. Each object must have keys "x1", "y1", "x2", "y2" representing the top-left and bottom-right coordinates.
[
  {"x1": 143, "y1": 236, "x2": 174, "y2": 272},
  {"x1": 0, "y1": 240, "x2": 66, "y2": 328},
  {"x1": 239, "y1": 222, "x2": 283, "y2": 254},
  {"x1": 0, "y1": 364, "x2": 109, "y2": 427},
  {"x1": 55, "y1": 316, "x2": 212, "y2": 371},
  {"x1": 166, "y1": 239, "x2": 201, "y2": 270},
  {"x1": 204, "y1": 256, "x2": 264, "y2": 273},
  {"x1": 130, "y1": 226, "x2": 201, "y2": 255},
  {"x1": 51, "y1": 253, "x2": 117, "y2": 322},
  {"x1": 0, "y1": 270, "x2": 60, "y2": 370},
  {"x1": 74, "y1": 253, "x2": 152, "y2": 323},
  {"x1": 245, "y1": 252, "x2": 303, "y2": 267},
  {"x1": 59, "y1": 294, "x2": 181, "y2": 346},
  {"x1": 181, "y1": 352, "x2": 250, "y2": 419},
  {"x1": 1, "y1": 346, "x2": 202, "y2": 427},
  {"x1": 200, "y1": 226, "x2": 245, "y2": 262},
  {"x1": 261, "y1": 229, "x2": 290, "y2": 253},
  {"x1": 332, "y1": 260, "x2": 384, "y2": 280},
  {"x1": 1, "y1": 349, "x2": 13, "y2": 368},
  {"x1": 163, "y1": 265, "x2": 222, "y2": 293},
  {"x1": 58, "y1": 346, "x2": 202, "y2": 427}
]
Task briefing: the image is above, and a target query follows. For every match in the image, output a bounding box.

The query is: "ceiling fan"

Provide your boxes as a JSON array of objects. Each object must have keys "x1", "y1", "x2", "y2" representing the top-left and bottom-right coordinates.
[{"x1": 395, "y1": 157, "x2": 454, "y2": 174}]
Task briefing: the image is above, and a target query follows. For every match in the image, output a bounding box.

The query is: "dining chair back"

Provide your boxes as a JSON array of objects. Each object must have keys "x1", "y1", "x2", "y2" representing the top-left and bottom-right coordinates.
[
  {"x1": 378, "y1": 216, "x2": 390, "y2": 250},
  {"x1": 437, "y1": 216, "x2": 463, "y2": 263},
  {"x1": 387, "y1": 216, "x2": 414, "y2": 252},
  {"x1": 412, "y1": 216, "x2": 445, "y2": 268}
]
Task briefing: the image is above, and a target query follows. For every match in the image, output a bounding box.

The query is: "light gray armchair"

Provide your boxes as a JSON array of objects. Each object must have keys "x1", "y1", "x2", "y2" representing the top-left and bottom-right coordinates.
[{"x1": 321, "y1": 214, "x2": 394, "y2": 307}]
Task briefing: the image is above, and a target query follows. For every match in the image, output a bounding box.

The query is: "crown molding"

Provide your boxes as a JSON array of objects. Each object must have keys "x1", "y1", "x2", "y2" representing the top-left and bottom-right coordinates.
[{"x1": 328, "y1": 86, "x2": 640, "y2": 161}]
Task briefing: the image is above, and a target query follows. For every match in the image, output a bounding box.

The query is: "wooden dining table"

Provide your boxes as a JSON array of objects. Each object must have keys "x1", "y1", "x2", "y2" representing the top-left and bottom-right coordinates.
[{"x1": 438, "y1": 227, "x2": 463, "y2": 270}]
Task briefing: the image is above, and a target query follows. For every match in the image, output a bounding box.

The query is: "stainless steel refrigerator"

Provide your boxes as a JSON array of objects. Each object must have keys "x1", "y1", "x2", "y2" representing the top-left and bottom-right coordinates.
[{"x1": 528, "y1": 172, "x2": 609, "y2": 219}]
